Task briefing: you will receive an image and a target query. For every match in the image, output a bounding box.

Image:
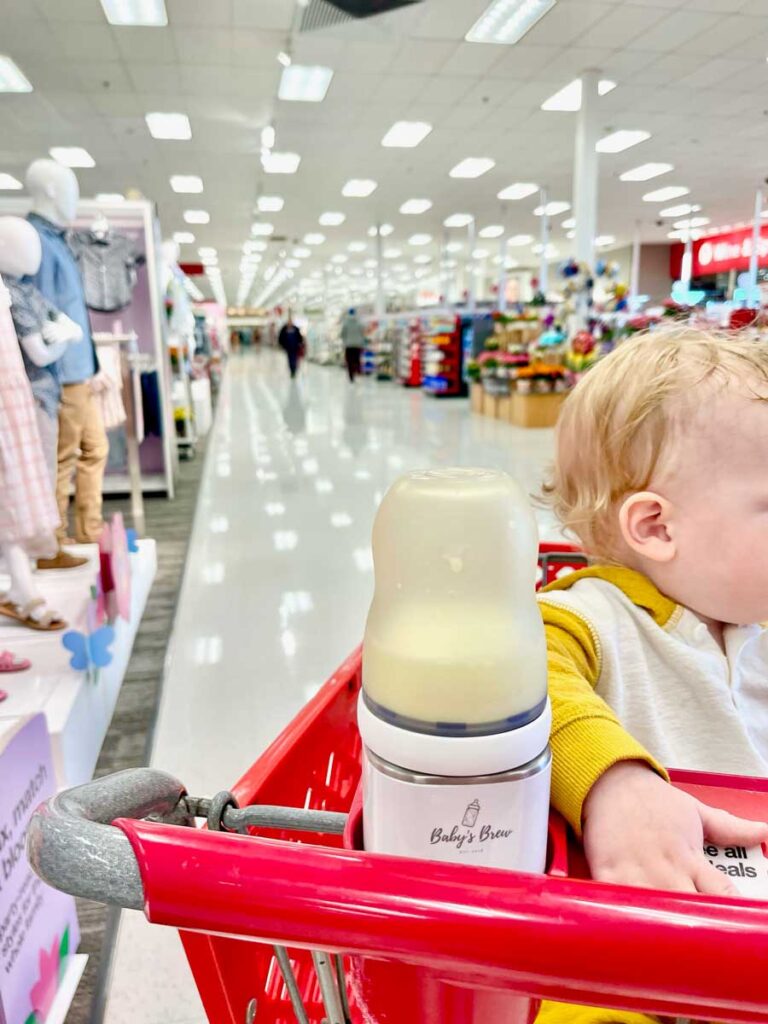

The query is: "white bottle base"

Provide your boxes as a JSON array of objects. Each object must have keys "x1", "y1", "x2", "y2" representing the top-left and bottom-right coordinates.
[{"x1": 361, "y1": 745, "x2": 552, "y2": 872}]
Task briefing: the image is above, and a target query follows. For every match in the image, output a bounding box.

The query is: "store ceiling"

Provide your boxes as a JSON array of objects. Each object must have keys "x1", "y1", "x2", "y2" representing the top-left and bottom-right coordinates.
[{"x1": 1, "y1": 0, "x2": 767, "y2": 305}]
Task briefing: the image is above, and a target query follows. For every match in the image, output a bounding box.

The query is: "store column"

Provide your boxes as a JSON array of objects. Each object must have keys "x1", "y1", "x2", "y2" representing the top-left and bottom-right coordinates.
[
  {"x1": 747, "y1": 187, "x2": 763, "y2": 308},
  {"x1": 572, "y1": 70, "x2": 601, "y2": 327},
  {"x1": 375, "y1": 226, "x2": 385, "y2": 318}
]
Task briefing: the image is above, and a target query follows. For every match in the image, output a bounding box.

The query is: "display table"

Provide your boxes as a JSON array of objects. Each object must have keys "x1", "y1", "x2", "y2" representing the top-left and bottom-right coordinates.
[
  {"x1": 0, "y1": 540, "x2": 156, "y2": 788},
  {"x1": 470, "y1": 382, "x2": 567, "y2": 428}
]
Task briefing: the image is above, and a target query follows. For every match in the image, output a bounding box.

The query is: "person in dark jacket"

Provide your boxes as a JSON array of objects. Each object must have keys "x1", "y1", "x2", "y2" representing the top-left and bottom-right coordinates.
[
  {"x1": 340, "y1": 308, "x2": 365, "y2": 382},
  {"x1": 278, "y1": 317, "x2": 304, "y2": 378}
]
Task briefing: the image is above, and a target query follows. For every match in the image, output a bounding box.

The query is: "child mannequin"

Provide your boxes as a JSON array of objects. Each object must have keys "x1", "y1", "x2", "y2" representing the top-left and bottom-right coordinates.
[
  {"x1": 0, "y1": 274, "x2": 66, "y2": 630},
  {"x1": 0, "y1": 216, "x2": 87, "y2": 572}
]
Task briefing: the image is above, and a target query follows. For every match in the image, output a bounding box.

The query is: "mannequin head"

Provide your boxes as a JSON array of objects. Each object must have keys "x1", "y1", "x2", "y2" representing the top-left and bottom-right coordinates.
[
  {"x1": 25, "y1": 159, "x2": 79, "y2": 227},
  {"x1": 0, "y1": 216, "x2": 42, "y2": 277}
]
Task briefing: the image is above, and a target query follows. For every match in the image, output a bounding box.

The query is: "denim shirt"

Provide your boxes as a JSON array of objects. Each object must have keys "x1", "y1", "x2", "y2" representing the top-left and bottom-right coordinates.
[
  {"x1": 26, "y1": 212, "x2": 97, "y2": 385},
  {"x1": 5, "y1": 274, "x2": 61, "y2": 418}
]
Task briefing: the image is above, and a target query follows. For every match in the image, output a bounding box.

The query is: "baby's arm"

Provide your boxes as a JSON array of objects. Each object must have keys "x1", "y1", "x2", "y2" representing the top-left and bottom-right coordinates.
[{"x1": 542, "y1": 603, "x2": 768, "y2": 895}]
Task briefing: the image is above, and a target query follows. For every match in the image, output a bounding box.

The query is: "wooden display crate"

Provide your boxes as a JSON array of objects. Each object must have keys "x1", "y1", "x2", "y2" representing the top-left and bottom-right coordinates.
[
  {"x1": 496, "y1": 395, "x2": 512, "y2": 422},
  {"x1": 470, "y1": 382, "x2": 483, "y2": 414},
  {"x1": 482, "y1": 390, "x2": 499, "y2": 418},
  {"x1": 510, "y1": 390, "x2": 567, "y2": 428}
]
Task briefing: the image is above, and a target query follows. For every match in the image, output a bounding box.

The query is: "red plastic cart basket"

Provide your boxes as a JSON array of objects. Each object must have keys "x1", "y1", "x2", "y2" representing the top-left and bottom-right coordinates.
[{"x1": 28, "y1": 545, "x2": 768, "y2": 1024}]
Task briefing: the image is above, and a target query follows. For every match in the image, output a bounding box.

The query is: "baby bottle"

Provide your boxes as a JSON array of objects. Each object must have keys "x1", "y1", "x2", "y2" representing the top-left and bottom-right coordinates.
[{"x1": 359, "y1": 468, "x2": 551, "y2": 871}]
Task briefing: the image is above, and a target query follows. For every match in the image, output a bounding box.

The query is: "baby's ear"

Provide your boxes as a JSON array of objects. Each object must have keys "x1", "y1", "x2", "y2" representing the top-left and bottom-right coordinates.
[{"x1": 618, "y1": 491, "x2": 676, "y2": 563}]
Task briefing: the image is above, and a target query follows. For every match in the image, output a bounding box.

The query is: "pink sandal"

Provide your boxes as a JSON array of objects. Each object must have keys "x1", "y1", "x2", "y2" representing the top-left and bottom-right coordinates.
[{"x1": 0, "y1": 650, "x2": 31, "y2": 673}]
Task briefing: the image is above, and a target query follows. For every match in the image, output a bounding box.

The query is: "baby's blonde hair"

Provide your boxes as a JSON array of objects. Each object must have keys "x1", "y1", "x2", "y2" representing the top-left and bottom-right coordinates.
[{"x1": 543, "y1": 326, "x2": 768, "y2": 558}]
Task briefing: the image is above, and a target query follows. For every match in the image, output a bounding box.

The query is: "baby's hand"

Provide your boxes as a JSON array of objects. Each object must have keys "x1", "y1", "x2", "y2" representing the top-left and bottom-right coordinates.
[{"x1": 582, "y1": 761, "x2": 768, "y2": 896}]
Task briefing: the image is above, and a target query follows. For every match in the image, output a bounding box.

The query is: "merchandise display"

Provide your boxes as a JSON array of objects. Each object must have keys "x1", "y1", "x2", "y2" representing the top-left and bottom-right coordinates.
[{"x1": 69, "y1": 220, "x2": 144, "y2": 313}]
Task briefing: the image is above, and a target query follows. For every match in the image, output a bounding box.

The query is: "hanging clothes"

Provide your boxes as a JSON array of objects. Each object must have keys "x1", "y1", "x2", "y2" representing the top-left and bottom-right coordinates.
[
  {"x1": 0, "y1": 275, "x2": 58, "y2": 557},
  {"x1": 92, "y1": 345, "x2": 127, "y2": 431},
  {"x1": 140, "y1": 371, "x2": 162, "y2": 437},
  {"x1": 69, "y1": 229, "x2": 144, "y2": 313}
]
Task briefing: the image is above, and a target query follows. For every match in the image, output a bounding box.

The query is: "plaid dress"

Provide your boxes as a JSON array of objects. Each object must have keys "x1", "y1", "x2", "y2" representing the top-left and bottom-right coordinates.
[{"x1": 0, "y1": 275, "x2": 58, "y2": 556}]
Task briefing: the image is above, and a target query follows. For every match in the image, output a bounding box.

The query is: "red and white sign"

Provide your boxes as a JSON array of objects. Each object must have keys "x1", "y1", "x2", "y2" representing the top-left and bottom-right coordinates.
[{"x1": 670, "y1": 225, "x2": 768, "y2": 278}]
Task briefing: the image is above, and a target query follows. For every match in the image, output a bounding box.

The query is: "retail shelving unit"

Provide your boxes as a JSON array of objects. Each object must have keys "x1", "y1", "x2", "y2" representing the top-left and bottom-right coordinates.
[
  {"x1": 399, "y1": 315, "x2": 423, "y2": 387},
  {"x1": 421, "y1": 312, "x2": 464, "y2": 397}
]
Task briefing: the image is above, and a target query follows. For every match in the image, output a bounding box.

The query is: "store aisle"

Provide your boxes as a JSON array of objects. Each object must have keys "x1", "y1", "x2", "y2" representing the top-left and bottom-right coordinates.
[{"x1": 103, "y1": 351, "x2": 558, "y2": 1024}]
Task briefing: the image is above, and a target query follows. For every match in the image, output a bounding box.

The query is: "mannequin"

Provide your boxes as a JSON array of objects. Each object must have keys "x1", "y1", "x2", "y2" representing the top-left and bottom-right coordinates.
[
  {"x1": 0, "y1": 273, "x2": 66, "y2": 630},
  {"x1": 25, "y1": 159, "x2": 109, "y2": 555},
  {"x1": 0, "y1": 217, "x2": 88, "y2": 572}
]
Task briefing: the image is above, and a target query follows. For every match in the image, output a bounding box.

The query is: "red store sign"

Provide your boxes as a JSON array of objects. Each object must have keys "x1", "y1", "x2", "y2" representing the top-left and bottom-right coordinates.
[{"x1": 670, "y1": 225, "x2": 768, "y2": 278}]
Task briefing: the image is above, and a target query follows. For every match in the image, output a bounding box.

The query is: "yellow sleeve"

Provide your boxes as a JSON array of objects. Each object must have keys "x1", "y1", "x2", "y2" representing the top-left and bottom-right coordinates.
[
  {"x1": 537, "y1": 999, "x2": 660, "y2": 1024},
  {"x1": 541, "y1": 601, "x2": 668, "y2": 836}
]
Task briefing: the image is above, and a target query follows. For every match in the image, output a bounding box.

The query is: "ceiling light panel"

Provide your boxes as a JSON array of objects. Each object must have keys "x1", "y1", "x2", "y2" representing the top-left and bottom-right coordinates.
[
  {"x1": 49, "y1": 147, "x2": 95, "y2": 168},
  {"x1": 382, "y1": 121, "x2": 432, "y2": 148},
  {"x1": 619, "y1": 162, "x2": 673, "y2": 182},
  {"x1": 673, "y1": 217, "x2": 710, "y2": 229},
  {"x1": 173, "y1": 231, "x2": 195, "y2": 245},
  {"x1": 100, "y1": 0, "x2": 167, "y2": 26},
  {"x1": 304, "y1": 233, "x2": 326, "y2": 245},
  {"x1": 466, "y1": 0, "x2": 556, "y2": 45},
  {"x1": 409, "y1": 234, "x2": 432, "y2": 246},
  {"x1": 145, "y1": 111, "x2": 191, "y2": 140},
  {"x1": 258, "y1": 195, "x2": 284, "y2": 212},
  {"x1": 479, "y1": 225, "x2": 504, "y2": 238},
  {"x1": 170, "y1": 174, "x2": 203, "y2": 193},
  {"x1": 659, "y1": 203, "x2": 700, "y2": 217},
  {"x1": 0, "y1": 55, "x2": 33, "y2": 92},
  {"x1": 342, "y1": 179, "x2": 377, "y2": 197},
  {"x1": 533, "y1": 201, "x2": 570, "y2": 216},
  {"x1": 400, "y1": 198, "x2": 432, "y2": 215},
  {"x1": 263, "y1": 151, "x2": 301, "y2": 174},
  {"x1": 541, "y1": 78, "x2": 615, "y2": 112},
  {"x1": 444, "y1": 213, "x2": 473, "y2": 228},
  {"x1": 320, "y1": 211, "x2": 346, "y2": 226},
  {"x1": 643, "y1": 185, "x2": 690, "y2": 202},
  {"x1": 508, "y1": 234, "x2": 534, "y2": 246},
  {"x1": 184, "y1": 209, "x2": 209, "y2": 224},
  {"x1": 596, "y1": 130, "x2": 650, "y2": 154},
  {"x1": 497, "y1": 182, "x2": 539, "y2": 201},
  {"x1": 278, "y1": 65, "x2": 334, "y2": 103},
  {"x1": 449, "y1": 158, "x2": 495, "y2": 179},
  {"x1": 595, "y1": 235, "x2": 615, "y2": 246},
  {"x1": 348, "y1": 242, "x2": 367, "y2": 252},
  {"x1": 251, "y1": 222, "x2": 274, "y2": 236},
  {"x1": 0, "y1": 173, "x2": 23, "y2": 190}
]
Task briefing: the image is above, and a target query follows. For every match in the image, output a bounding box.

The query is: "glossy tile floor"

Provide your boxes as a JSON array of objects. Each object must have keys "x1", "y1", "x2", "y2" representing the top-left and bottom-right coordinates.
[{"x1": 103, "y1": 350, "x2": 557, "y2": 1024}]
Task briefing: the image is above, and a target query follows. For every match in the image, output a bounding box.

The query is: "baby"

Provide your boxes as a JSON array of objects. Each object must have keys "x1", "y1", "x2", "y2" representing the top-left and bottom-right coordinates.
[{"x1": 537, "y1": 327, "x2": 768, "y2": 1024}]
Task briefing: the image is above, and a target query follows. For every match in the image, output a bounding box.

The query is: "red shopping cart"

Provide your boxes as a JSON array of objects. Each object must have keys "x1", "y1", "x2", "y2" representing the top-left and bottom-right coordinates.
[{"x1": 28, "y1": 546, "x2": 768, "y2": 1024}]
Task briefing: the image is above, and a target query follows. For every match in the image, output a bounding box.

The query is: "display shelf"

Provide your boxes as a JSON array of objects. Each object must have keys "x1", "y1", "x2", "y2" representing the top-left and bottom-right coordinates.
[
  {"x1": 399, "y1": 316, "x2": 423, "y2": 387},
  {"x1": 421, "y1": 313, "x2": 463, "y2": 397},
  {"x1": 0, "y1": 540, "x2": 156, "y2": 787}
]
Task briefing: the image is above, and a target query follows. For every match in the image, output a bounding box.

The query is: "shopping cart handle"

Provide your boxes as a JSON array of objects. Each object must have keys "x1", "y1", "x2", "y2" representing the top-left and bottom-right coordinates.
[{"x1": 27, "y1": 768, "x2": 187, "y2": 911}]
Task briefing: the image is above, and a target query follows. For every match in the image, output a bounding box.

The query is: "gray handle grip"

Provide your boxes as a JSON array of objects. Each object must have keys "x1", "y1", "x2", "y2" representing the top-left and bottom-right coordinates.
[{"x1": 27, "y1": 768, "x2": 187, "y2": 910}]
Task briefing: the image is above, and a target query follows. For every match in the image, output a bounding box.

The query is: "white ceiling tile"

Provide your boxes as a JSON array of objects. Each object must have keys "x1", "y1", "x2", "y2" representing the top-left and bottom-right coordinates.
[
  {"x1": 0, "y1": 20, "x2": 62, "y2": 57},
  {"x1": 522, "y1": 1, "x2": 614, "y2": 46},
  {"x1": 173, "y1": 28, "x2": 234, "y2": 64},
  {"x1": 630, "y1": 52, "x2": 709, "y2": 85},
  {"x1": 55, "y1": 23, "x2": 122, "y2": 61},
  {"x1": 127, "y1": 64, "x2": 183, "y2": 94},
  {"x1": 676, "y1": 57, "x2": 749, "y2": 89},
  {"x1": 489, "y1": 45, "x2": 565, "y2": 79},
  {"x1": 582, "y1": 5, "x2": 665, "y2": 46},
  {"x1": 167, "y1": 0, "x2": 234, "y2": 26},
  {"x1": 686, "y1": 14, "x2": 766, "y2": 54},
  {"x1": 113, "y1": 26, "x2": 179, "y2": 62},
  {"x1": 232, "y1": 0, "x2": 293, "y2": 30},
  {"x1": 739, "y1": 0, "x2": 768, "y2": 12},
  {"x1": 536, "y1": 46, "x2": 615, "y2": 78},
  {"x1": 415, "y1": 75, "x2": 474, "y2": 105},
  {"x1": 234, "y1": 29, "x2": 295, "y2": 66},
  {"x1": 406, "y1": 0, "x2": 488, "y2": 41},
  {"x1": 76, "y1": 61, "x2": 134, "y2": 92},
  {"x1": 387, "y1": 39, "x2": 457, "y2": 74},
  {"x1": 38, "y1": 0, "x2": 106, "y2": 21},
  {"x1": 13, "y1": 59, "x2": 82, "y2": 92},
  {"x1": 684, "y1": 0, "x2": 750, "y2": 9},
  {"x1": 628, "y1": 8, "x2": 724, "y2": 50},
  {"x1": 373, "y1": 74, "x2": 430, "y2": 105}
]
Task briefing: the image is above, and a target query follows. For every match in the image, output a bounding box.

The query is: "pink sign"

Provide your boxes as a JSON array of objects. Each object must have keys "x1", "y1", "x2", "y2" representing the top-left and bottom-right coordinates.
[{"x1": 0, "y1": 715, "x2": 79, "y2": 1024}]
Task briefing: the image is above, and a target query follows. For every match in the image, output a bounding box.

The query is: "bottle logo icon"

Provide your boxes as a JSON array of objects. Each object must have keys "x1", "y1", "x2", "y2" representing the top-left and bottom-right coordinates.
[{"x1": 462, "y1": 799, "x2": 480, "y2": 828}]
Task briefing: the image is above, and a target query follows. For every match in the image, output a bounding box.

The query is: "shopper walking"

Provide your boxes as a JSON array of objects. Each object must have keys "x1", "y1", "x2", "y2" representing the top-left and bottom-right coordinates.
[
  {"x1": 341, "y1": 308, "x2": 365, "y2": 382},
  {"x1": 278, "y1": 317, "x2": 304, "y2": 379}
]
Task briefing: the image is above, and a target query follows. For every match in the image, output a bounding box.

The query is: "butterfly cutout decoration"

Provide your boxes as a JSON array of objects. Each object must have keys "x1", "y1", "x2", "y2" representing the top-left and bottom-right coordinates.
[
  {"x1": 62, "y1": 625, "x2": 115, "y2": 679},
  {"x1": 126, "y1": 528, "x2": 139, "y2": 553}
]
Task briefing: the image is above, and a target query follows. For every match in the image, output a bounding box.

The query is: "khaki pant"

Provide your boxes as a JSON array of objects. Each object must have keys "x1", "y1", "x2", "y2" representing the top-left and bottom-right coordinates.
[{"x1": 56, "y1": 382, "x2": 109, "y2": 544}]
